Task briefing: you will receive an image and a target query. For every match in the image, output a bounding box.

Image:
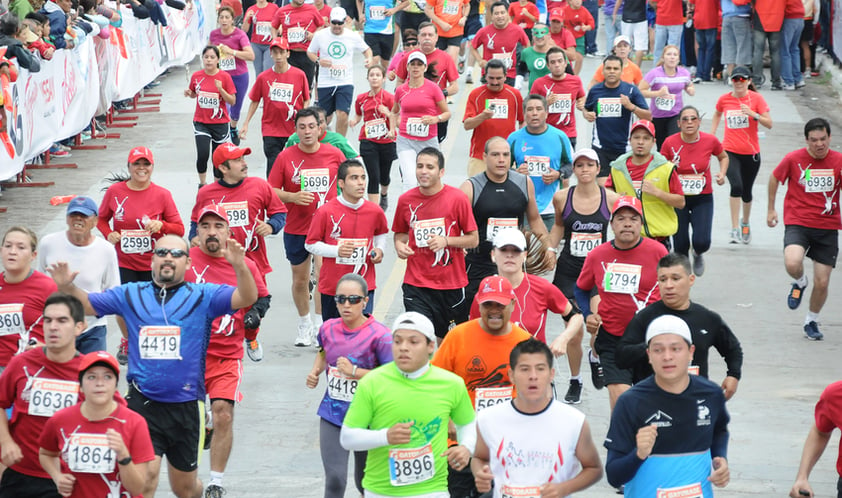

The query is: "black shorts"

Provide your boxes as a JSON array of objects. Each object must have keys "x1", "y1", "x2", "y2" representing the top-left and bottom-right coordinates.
[
  {"x1": 594, "y1": 328, "x2": 633, "y2": 386},
  {"x1": 784, "y1": 224, "x2": 839, "y2": 267},
  {"x1": 400, "y1": 11, "x2": 429, "y2": 33},
  {"x1": 437, "y1": 35, "x2": 462, "y2": 49},
  {"x1": 463, "y1": 14, "x2": 482, "y2": 39},
  {"x1": 594, "y1": 147, "x2": 624, "y2": 178},
  {"x1": 126, "y1": 385, "x2": 203, "y2": 472},
  {"x1": 552, "y1": 261, "x2": 597, "y2": 303},
  {"x1": 283, "y1": 232, "x2": 310, "y2": 265},
  {"x1": 402, "y1": 283, "x2": 468, "y2": 339},
  {"x1": 365, "y1": 33, "x2": 395, "y2": 58},
  {"x1": 340, "y1": 0, "x2": 359, "y2": 20},
  {"x1": 801, "y1": 19, "x2": 813, "y2": 43},
  {"x1": 0, "y1": 468, "x2": 61, "y2": 498}
]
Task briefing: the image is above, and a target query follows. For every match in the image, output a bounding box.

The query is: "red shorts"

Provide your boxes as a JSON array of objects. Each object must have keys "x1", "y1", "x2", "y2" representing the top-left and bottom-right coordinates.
[{"x1": 205, "y1": 356, "x2": 244, "y2": 403}]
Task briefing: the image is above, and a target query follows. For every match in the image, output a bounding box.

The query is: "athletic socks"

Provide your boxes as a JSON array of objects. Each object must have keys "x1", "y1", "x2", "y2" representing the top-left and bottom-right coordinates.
[{"x1": 805, "y1": 311, "x2": 820, "y2": 325}]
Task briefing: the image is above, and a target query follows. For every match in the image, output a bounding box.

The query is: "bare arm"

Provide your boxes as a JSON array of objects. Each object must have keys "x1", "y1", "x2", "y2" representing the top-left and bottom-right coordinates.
[
  {"x1": 710, "y1": 110, "x2": 722, "y2": 135},
  {"x1": 767, "y1": 174, "x2": 781, "y2": 227},
  {"x1": 225, "y1": 239, "x2": 259, "y2": 309},
  {"x1": 789, "y1": 425, "x2": 833, "y2": 498},
  {"x1": 46, "y1": 262, "x2": 96, "y2": 316},
  {"x1": 548, "y1": 420, "x2": 603, "y2": 495}
]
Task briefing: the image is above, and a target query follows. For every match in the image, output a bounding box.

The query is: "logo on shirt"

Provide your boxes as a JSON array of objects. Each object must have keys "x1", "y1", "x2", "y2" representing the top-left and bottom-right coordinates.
[
  {"x1": 466, "y1": 355, "x2": 487, "y2": 375},
  {"x1": 699, "y1": 328, "x2": 709, "y2": 335},
  {"x1": 327, "y1": 41, "x2": 347, "y2": 59},
  {"x1": 329, "y1": 214, "x2": 345, "y2": 239},
  {"x1": 534, "y1": 58, "x2": 546, "y2": 70},
  {"x1": 697, "y1": 401, "x2": 711, "y2": 426},
  {"x1": 645, "y1": 410, "x2": 673, "y2": 427}
]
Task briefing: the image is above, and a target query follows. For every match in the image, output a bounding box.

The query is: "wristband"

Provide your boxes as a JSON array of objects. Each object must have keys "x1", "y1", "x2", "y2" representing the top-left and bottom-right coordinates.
[
  {"x1": 352, "y1": 365, "x2": 358, "y2": 378},
  {"x1": 118, "y1": 456, "x2": 132, "y2": 466}
]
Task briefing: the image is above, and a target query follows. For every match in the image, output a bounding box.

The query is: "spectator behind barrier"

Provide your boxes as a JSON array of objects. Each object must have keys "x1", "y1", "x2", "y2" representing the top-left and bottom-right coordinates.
[
  {"x1": 39, "y1": 0, "x2": 72, "y2": 49},
  {"x1": 0, "y1": 12, "x2": 41, "y2": 71},
  {"x1": 23, "y1": 12, "x2": 55, "y2": 59}
]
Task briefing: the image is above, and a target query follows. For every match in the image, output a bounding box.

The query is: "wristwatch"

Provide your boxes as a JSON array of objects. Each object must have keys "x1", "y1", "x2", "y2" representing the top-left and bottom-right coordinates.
[{"x1": 118, "y1": 456, "x2": 132, "y2": 466}]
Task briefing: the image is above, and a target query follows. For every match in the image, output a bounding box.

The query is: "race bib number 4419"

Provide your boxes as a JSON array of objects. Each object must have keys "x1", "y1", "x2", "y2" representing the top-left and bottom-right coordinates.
[{"x1": 139, "y1": 326, "x2": 181, "y2": 360}]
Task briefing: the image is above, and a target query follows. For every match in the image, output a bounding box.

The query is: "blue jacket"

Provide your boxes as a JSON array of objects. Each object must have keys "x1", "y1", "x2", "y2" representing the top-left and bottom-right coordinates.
[{"x1": 40, "y1": 1, "x2": 68, "y2": 49}]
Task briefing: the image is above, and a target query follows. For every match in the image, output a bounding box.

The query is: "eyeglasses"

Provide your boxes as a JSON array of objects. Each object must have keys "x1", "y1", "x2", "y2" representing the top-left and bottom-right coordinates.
[
  {"x1": 331, "y1": 20, "x2": 344, "y2": 25},
  {"x1": 680, "y1": 116, "x2": 699, "y2": 122},
  {"x1": 731, "y1": 76, "x2": 748, "y2": 82},
  {"x1": 404, "y1": 41, "x2": 418, "y2": 47},
  {"x1": 153, "y1": 248, "x2": 188, "y2": 258},
  {"x1": 334, "y1": 295, "x2": 365, "y2": 304}
]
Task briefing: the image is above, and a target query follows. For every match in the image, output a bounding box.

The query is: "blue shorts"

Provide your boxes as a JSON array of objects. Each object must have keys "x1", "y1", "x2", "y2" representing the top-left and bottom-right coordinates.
[
  {"x1": 283, "y1": 232, "x2": 310, "y2": 266},
  {"x1": 317, "y1": 85, "x2": 354, "y2": 116},
  {"x1": 464, "y1": 15, "x2": 483, "y2": 40}
]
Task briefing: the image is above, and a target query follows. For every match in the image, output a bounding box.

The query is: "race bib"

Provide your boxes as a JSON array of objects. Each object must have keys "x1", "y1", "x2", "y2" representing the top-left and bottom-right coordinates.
[
  {"x1": 548, "y1": 93, "x2": 572, "y2": 114},
  {"x1": 657, "y1": 483, "x2": 703, "y2": 498},
  {"x1": 486, "y1": 98, "x2": 508, "y2": 119},
  {"x1": 138, "y1": 326, "x2": 181, "y2": 360},
  {"x1": 255, "y1": 21, "x2": 272, "y2": 37},
  {"x1": 406, "y1": 117, "x2": 429, "y2": 138},
  {"x1": 269, "y1": 82, "x2": 294, "y2": 103},
  {"x1": 197, "y1": 91, "x2": 220, "y2": 109},
  {"x1": 28, "y1": 379, "x2": 78, "y2": 417},
  {"x1": 597, "y1": 97, "x2": 622, "y2": 118},
  {"x1": 0, "y1": 303, "x2": 25, "y2": 336},
  {"x1": 631, "y1": 180, "x2": 642, "y2": 196},
  {"x1": 219, "y1": 57, "x2": 236, "y2": 71},
  {"x1": 725, "y1": 110, "x2": 748, "y2": 129},
  {"x1": 326, "y1": 366, "x2": 357, "y2": 401},
  {"x1": 66, "y1": 433, "x2": 115, "y2": 474},
  {"x1": 220, "y1": 201, "x2": 249, "y2": 228},
  {"x1": 364, "y1": 118, "x2": 388, "y2": 139},
  {"x1": 442, "y1": 0, "x2": 460, "y2": 14},
  {"x1": 287, "y1": 26, "x2": 306, "y2": 44},
  {"x1": 336, "y1": 238, "x2": 368, "y2": 265},
  {"x1": 301, "y1": 168, "x2": 330, "y2": 192},
  {"x1": 679, "y1": 174, "x2": 705, "y2": 195},
  {"x1": 804, "y1": 169, "x2": 835, "y2": 193},
  {"x1": 486, "y1": 217, "x2": 518, "y2": 243},
  {"x1": 688, "y1": 365, "x2": 700, "y2": 375},
  {"x1": 328, "y1": 64, "x2": 347, "y2": 80},
  {"x1": 491, "y1": 52, "x2": 512, "y2": 69},
  {"x1": 603, "y1": 262, "x2": 641, "y2": 294},
  {"x1": 475, "y1": 386, "x2": 513, "y2": 412},
  {"x1": 525, "y1": 155, "x2": 550, "y2": 176},
  {"x1": 570, "y1": 232, "x2": 601, "y2": 257},
  {"x1": 389, "y1": 444, "x2": 435, "y2": 486},
  {"x1": 120, "y1": 229, "x2": 152, "y2": 254},
  {"x1": 413, "y1": 218, "x2": 446, "y2": 248},
  {"x1": 654, "y1": 94, "x2": 675, "y2": 111},
  {"x1": 501, "y1": 485, "x2": 542, "y2": 498},
  {"x1": 369, "y1": 5, "x2": 386, "y2": 19}
]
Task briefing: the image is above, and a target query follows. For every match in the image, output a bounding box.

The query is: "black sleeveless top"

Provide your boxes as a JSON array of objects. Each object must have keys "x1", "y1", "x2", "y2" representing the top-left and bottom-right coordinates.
[
  {"x1": 465, "y1": 170, "x2": 530, "y2": 267},
  {"x1": 557, "y1": 185, "x2": 611, "y2": 274}
]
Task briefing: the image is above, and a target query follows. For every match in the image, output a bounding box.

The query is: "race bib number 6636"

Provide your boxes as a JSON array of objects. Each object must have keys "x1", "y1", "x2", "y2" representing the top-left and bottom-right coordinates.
[{"x1": 28, "y1": 379, "x2": 78, "y2": 417}]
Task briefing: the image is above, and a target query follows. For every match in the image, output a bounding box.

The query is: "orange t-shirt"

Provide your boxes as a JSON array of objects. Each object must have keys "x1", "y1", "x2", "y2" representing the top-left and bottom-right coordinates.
[
  {"x1": 426, "y1": 0, "x2": 470, "y2": 38},
  {"x1": 591, "y1": 60, "x2": 644, "y2": 85}
]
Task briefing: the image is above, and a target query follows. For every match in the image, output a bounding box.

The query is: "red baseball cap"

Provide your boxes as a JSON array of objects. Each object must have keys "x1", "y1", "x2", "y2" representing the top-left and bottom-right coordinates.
[
  {"x1": 78, "y1": 351, "x2": 120, "y2": 380},
  {"x1": 611, "y1": 196, "x2": 643, "y2": 218},
  {"x1": 212, "y1": 142, "x2": 252, "y2": 168},
  {"x1": 128, "y1": 146, "x2": 154, "y2": 164},
  {"x1": 270, "y1": 37, "x2": 289, "y2": 50},
  {"x1": 549, "y1": 8, "x2": 564, "y2": 22},
  {"x1": 630, "y1": 119, "x2": 656, "y2": 138},
  {"x1": 477, "y1": 275, "x2": 516, "y2": 305},
  {"x1": 198, "y1": 203, "x2": 229, "y2": 222}
]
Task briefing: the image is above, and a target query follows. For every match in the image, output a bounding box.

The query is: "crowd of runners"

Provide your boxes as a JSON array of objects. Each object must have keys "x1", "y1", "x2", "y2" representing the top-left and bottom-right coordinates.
[{"x1": 2, "y1": 0, "x2": 842, "y2": 496}]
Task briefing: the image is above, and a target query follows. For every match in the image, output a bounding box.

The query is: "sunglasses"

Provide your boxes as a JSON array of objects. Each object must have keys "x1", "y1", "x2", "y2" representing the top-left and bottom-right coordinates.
[
  {"x1": 731, "y1": 76, "x2": 748, "y2": 82},
  {"x1": 405, "y1": 42, "x2": 418, "y2": 47},
  {"x1": 334, "y1": 295, "x2": 365, "y2": 304},
  {"x1": 680, "y1": 116, "x2": 699, "y2": 122},
  {"x1": 331, "y1": 20, "x2": 344, "y2": 25},
  {"x1": 153, "y1": 248, "x2": 188, "y2": 258}
]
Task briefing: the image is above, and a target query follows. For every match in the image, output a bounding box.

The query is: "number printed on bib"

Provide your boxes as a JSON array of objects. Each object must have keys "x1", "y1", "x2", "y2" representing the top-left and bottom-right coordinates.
[
  {"x1": 0, "y1": 303, "x2": 25, "y2": 336},
  {"x1": 688, "y1": 365, "x2": 700, "y2": 375},
  {"x1": 679, "y1": 174, "x2": 705, "y2": 195},
  {"x1": 486, "y1": 98, "x2": 509, "y2": 119},
  {"x1": 337, "y1": 238, "x2": 368, "y2": 265},
  {"x1": 725, "y1": 110, "x2": 748, "y2": 129},
  {"x1": 501, "y1": 485, "x2": 542, "y2": 498},
  {"x1": 269, "y1": 82, "x2": 294, "y2": 103},
  {"x1": 255, "y1": 21, "x2": 272, "y2": 37},
  {"x1": 597, "y1": 98, "x2": 622, "y2": 118},
  {"x1": 219, "y1": 57, "x2": 236, "y2": 72},
  {"x1": 413, "y1": 218, "x2": 446, "y2": 248},
  {"x1": 197, "y1": 91, "x2": 220, "y2": 109},
  {"x1": 491, "y1": 53, "x2": 512, "y2": 69},
  {"x1": 525, "y1": 155, "x2": 550, "y2": 176},
  {"x1": 442, "y1": 0, "x2": 460, "y2": 15},
  {"x1": 406, "y1": 117, "x2": 430, "y2": 138},
  {"x1": 328, "y1": 64, "x2": 347, "y2": 80},
  {"x1": 548, "y1": 93, "x2": 572, "y2": 114},
  {"x1": 364, "y1": 118, "x2": 388, "y2": 139},
  {"x1": 28, "y1": 379, "x2": 78, "y2": 417},
  {"x1": 656, "y1": 483, "x2": 703, "y2": 498},
  {"x1": 120, "y1": 229, "x2": 152, "y2": 254},
  {"x1": 804, "y1": 169, "x2": 835, "y2": 193},
  {"x1": 301, "y1": 168, "x2": 330, "y2": 192},
  {"x1": 654, "y1": 94, "x2": 675, "y2": 111},
  {"x1": 369, "y1": 5, "x2": 386, "y2": 19},
  {"x1": 388, "y1": 444, "x2": 435, "y2": 486},
  {"x1": 487, "y1": 218, "x2": 518, "y2": 243},
  {"x1": 287, "y1": 27, "x2": 306, "y2": 43},
  {"x1": 603, "y1": 263, "x2": 642, "y2": 294},
  {"x1": 67, "y1": 433, "x2": 115, "y2": 474},
  {"x1": 139, "y1": 326, "x2": 181, "y2": 360},
  {"x1": 326, "y1": 366, "x2": 358, "y2": 401},
  {"x1": 220, "y1": 201, "x2": 249, "y2": 228},
  {"x1": 475, "y1": 386, "x2": 513, "y2": 412},
  {"x1": 570, "y1": 232, "x2": 601, "y2": 257}
]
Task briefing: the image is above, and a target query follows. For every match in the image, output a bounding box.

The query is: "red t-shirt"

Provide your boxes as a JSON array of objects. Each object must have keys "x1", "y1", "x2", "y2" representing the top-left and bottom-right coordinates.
[
  {"x1": 191, "y1": 177, "x2": 288, "y2": 275},
  {"x1": 472, "y1": 23, "x2": 530, "y2": 78},
  {"x1": 305, "y1": 198, "x2": 389, "y2": 294},
  {"x1": 315, "y1": 3, "x2": 332, "y2": 23},
  {"x1": 469, "y1": 274, "x2": 570, "y2": 343},
  {"x1": 660, "y1": 132, "x2": 724, "y2": 196},
  {"x1": 550, "y1": 28, "x2": 576, "y2": 49},
  {"x1": 267, "y1": 143, "x2": 345, "y2": 235},
  {"x1": 715, "y1": 91, "x2": 769, "y2": 155},
  {"x1": 392, "y1": 185, "x2": 478, "y2": 290},
  {"x1": 394, "y1": 79, "x2": 445, "y2": 141},
  {"x1": 355, "y1": 89, "x2": 396, "y2": 144},
  {"x1": 815, "y1": 381, "x2": 842, "y2": 477},
  {"x1": 689, "y1": 0, "x2": 720, "y2": 30},
  {"x1": 97, "y1": 182, "x2": 185, "y2": 271},
  {"x1": 0, "y1": 271, "x2": 56, "y2": 366},
  {"x1": 784, "y1": 0, "x2": 805, "y2": 19},
  {"x1": 509, "y1": 1, "x2": 540, "y2": 29},
  {"x1": 427, "y1": 0, "x2": 470, "y2": 37},
  {"x1": 464, "y1": 84, "x2": 524, "y2": 159},
  {"x1": 396, "y1": 49, "x2": 459, "y2": 89},
  {"x1": 185, "y1": 247, "x2": 269, "y2": 358},
  {"x1": 245, "y1": 2, "x2": 279, "y2": 44},
  {"x1": 39, "y1": 403, "x2": 155, "y2": 498},
  {"x1": 0, "y1": 348, "x2": 82, "y2": 479},
  {"x1": 271, "y1": 3, "x2": 324, "y2": 51},
  {"x1": 189, "y1": 70, "x2": 236, "y2": 125},
  {"x1": 220, "y1": 0, "x2": 243, "y2": 17},
  {"x1": 655, "y1": 0, "x2": 684, "y2": 25},
  {"x1": 249, "y1": 65, "x2": 310, "y2": 138},
  {"x1": 773, "y1": 148, "x2": 842, "y2": 230},
  {"x1": 530, "y1": 74, "x2": 585, "y2": 137},
  {"x1": 562, "y1": 5, "x2": 595, "y2": 38},
  {"x1": 576, "y1": 238, "x2": 668, "y2": 335}
]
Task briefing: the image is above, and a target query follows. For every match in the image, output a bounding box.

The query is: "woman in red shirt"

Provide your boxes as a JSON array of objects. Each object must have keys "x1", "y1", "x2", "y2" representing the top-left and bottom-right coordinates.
[
  {"x1": 242, "y1": 0, "x2": 279, "y2": 75},
  {"x1": 185, "y1": 45, "x2": 237, "y2": 187},
  {"x1": 509, "y1": 0, "x2": 540, "y2": 40}
]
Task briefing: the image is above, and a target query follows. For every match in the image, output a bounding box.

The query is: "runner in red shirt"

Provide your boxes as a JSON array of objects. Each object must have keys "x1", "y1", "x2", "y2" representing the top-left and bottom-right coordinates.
[
  {"x1": 768, "y1": 118, "x2": 842, "y2": 341},
  {"x1": 242, "y1": 0, "x2": 280, "y2": 74},
  {"x1": 470, "y1": 1, "x2": 530, "y2": 83},
  {"x1": 425, "y1": 0, "x2": 470, "y2": 63},
  {"x1": 306, "y1": 161, "x2": 389, "y2": 320},
  {"x1": 548, "y1": 8, "x2": 584, "y2": 75},
  {"x1": 463, "y1": 59, "x2": 524, "y2": 176},
  {"x1": 271, "y1": 0, "x2": 325, "y2": 88},
  {"x1": 241, "y1": 37, "x2": 311, "y2": 177},
  {"x1": 0, "y1": 294, "x2": 85, "y2": 496},
  {"x1": 509, "y1": 0, "x2": 540, "y2": 37},
  {"x1": 392, "y1": 147, "x2": 479, "y2": 341},
  {"x1": 268, "y1": 108, "x2": 346, "y2": 347},
  {"x1": 39, "y1": 352, "x2": 155, "y2": 498},
  {"x1": 562, "y1": 0, "x2": 595, "y2": 57},
  {"x1": 530, "y1": 46, "x2": 586, "y2": 144},
  {"x1": 575, "y1": 196, "x2": 668, "y2": 410}
]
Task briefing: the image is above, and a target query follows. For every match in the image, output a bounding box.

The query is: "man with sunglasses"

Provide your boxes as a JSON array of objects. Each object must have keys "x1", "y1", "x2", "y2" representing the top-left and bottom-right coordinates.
[
  {"x1": 185, "y1": 204, "x2": 269, "y2": 498},
  {"x1": 47, "y1": 234, "x2": 258, "y2": 498},
  {"x1": 305, "y1": 160, "x2": 389, "y2": 320}
]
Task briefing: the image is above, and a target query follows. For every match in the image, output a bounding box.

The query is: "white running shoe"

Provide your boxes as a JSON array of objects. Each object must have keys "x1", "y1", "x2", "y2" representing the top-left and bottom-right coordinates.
[{"x1": 295, "y1": 323, "x2": 313, "y2": 347}]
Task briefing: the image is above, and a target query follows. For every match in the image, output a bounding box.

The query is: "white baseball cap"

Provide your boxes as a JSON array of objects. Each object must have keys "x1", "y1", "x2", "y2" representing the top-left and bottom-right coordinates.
[
  {"x1": 406, "y1": 51, "x2": 428, "y2": 66},
  {"x1": 330, "y1": 6, "x2": 347, "y2": 22},
  {"x1": 572, "y1": 148, "x2": 600, "y2": 165},
  {"x1": 645, "y1": 315, "x2": 693, "y2": 345},
  {"x1": 392, "y1": 312, "x2": 436, "y2": 343},
  {"x1": 493, "y1": 229, "x2": 527, "y2": 251}
]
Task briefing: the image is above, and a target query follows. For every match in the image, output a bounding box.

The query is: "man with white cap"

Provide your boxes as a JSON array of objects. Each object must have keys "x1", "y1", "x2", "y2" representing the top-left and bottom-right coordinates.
[
  {"x1": 340, "y1": 312, "x2": 476, "y2": 498},
  {"x1": 307, "y1": 6, "x2": 374, "y2": 137},
  {"x1": 37, "y1": 196, "x2": 121, "y2": 354},
  {"x1": 605, "y1": 314, "x2": 731, "y2": 497}
]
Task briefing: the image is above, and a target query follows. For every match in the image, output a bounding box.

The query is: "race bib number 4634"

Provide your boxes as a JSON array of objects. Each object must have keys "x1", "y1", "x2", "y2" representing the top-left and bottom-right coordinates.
[{"x1": 389, "y1": 445, "x2": 435, "y2": 486}]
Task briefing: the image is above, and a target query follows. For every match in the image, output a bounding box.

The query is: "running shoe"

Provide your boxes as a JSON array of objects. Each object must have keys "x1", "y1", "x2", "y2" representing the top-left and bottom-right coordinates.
[
  {"x1": 230, "y1": 127, "x2": 240, "y2": 146},
  {"x1": 379, "y1": 194, "x2": 388, "y2": 211},
  {"x1": 245, "y1": 338, "x2": 264, "y2": 362},
  {"x1": 740, "y1": 222, "x2": 751, "y2": 244},
  {"x1": 729, "y1": 228, "x2": 741, "y2": 244},
  {"x1": 782, "y1": 83, "x2": 796, "y2": 90},
  {"x1": 588, "y1": 349, "x2": 604, "y2": 390},
  {"x1": 465, "y1": 73, "x2": 474, "y2": 85},
  {"x1": 295, "y1": 323, "x2": 313, "y2": 347},
  {"x1": 788, "y1": 278, "x2": 808, "y2": 310},
  {"x1": 693, "y1": 252, "x2": 705, "y2": 277},
  {"x1": 563, "y1": 380, "x2": 582, "y2": 404},
  {"x1": 795, "y1": 80, "x2": 806, "y2": 89},
  {"x1": 117, "y1": 337, "x2": 128, "y2": 365},
  {"x1": 804, "y1": 321, "x2": 824, "y2": 340},
  {"x1": 692, "y1": 77, "x2": 702, "y2": 84},
  {"x1": 205, "y1": 485, "x2": 227, "y2": 497}
]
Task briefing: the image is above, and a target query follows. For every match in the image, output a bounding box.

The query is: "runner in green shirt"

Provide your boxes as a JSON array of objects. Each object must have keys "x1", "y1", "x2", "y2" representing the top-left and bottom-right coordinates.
[
  {"x1": 285, "y1": 107, "x2": 360, "y2": 160},
  {"x1": 518, "y1": 23, "x2": 553, "y2": 90}
]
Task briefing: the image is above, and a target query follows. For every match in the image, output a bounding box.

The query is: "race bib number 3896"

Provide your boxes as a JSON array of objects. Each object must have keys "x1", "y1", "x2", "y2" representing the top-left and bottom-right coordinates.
[{"x1": 389, "y1": 444, "x2": 435, "y2": 486}]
